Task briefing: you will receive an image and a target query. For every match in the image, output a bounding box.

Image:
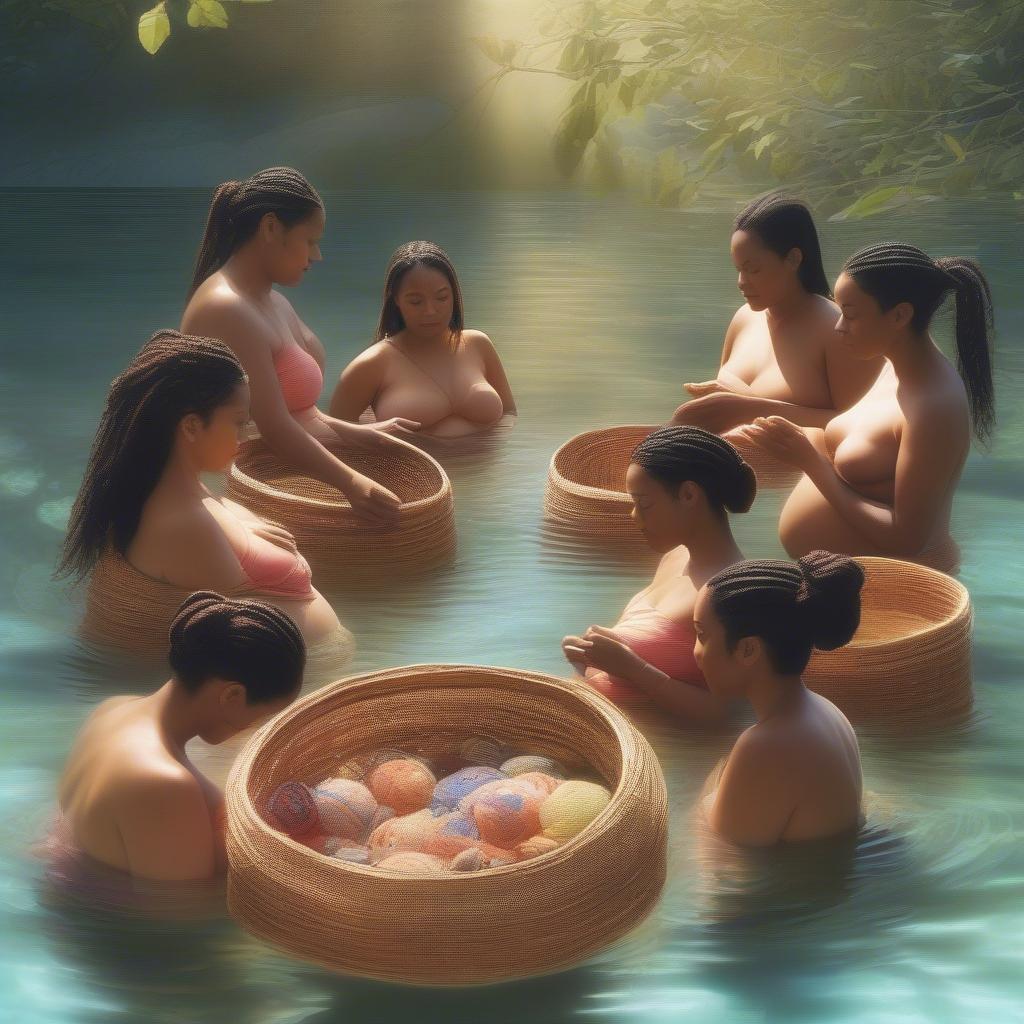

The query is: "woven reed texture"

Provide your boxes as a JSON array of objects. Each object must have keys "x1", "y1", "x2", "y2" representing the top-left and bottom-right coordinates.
[
  {"x1": 81, "y1": 553, "x2": 356, "y2": 670},
  {"x1": 805, "y1": 557, "x2": 973, "y2": 725},
  {"x1": 727, "y1": 434, "x2": 802, "y2": 490},
  {"x1": 227, "y1": 437, "x2": 456, "y2": 586},
  {"x1": 225, "y1": 664, "x2": 669, "y2": 986}
]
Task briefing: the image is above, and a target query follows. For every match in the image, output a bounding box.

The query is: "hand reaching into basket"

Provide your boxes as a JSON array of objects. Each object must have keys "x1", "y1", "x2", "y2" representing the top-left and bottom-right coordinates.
[{"x1": 342, "y1": 472, "x2": 402, "y2": 526}]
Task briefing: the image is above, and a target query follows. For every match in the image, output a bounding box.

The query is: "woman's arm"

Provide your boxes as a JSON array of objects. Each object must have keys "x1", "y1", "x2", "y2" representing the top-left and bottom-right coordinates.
[{"x1": 328, "y1": 348, "x2": 387, "y2": 421}]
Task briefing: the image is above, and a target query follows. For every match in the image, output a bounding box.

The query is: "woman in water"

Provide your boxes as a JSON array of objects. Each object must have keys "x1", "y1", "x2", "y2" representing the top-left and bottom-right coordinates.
[
  {"x1": 58, "y1": 330, "x2": 342, "y2": 645},
  {"x1": 57, "y1": 592, "x2": 304, "y2": 881},
  {"x1": 561, "y1": 426, "x2": 755, "y2": 725},
  {"x1": 696, "y1": 551, "x2": 864, "y2": 846},
  {"x1": 736, "y1": 244, "x2": 994, "y2": 570},
  {"x1": 674, "y1": 194, "x2": 883, "y2": 436},
  {"x1": 182, "y1": 167, "x2": 416, "y2": 526},
  {"x1": 329, "y1": 240, "x2": 516, "y2": 439}
]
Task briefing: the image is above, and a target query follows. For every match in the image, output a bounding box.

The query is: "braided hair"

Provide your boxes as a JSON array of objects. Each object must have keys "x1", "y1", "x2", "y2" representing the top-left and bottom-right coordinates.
[
  {"x1": 169, "y1": 592, "x2": 305, "y2": 702},
  {"x1": 707, "y1": 550, "x2": 864, "y2": 675},
  {"x1": 57, "y1": 331, "x2": 245, "y2": 581},
  {"x1": 844, "y1": 242, "x2": 995, "y2": 442},
  {"x1": 631, "y1": 426, "x2": 757, "y2": 516},
  {"x1": 734, "y1": 193, "x2": 832, "y2": 299},
  {"x1": 188, "y1": 167, "x2": 324, "y2": 299},
  {"x1": 375, "y1": 240, "x2": 465, "y2": 349}
]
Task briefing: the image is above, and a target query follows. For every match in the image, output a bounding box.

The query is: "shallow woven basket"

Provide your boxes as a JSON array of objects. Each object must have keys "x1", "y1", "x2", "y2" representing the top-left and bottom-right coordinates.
[
  {"x1": 227, "y1": 436, "x2": 456, "y2": 587},
  {"x1": 728, "y1": 433, "x2": 802, "y2": 490},
  {"x1": 805, "y1": 557, "x2": 973, "y2": 725},
  {"x1": 226, "y1": 664, "x2": 668, "y2": 986}
]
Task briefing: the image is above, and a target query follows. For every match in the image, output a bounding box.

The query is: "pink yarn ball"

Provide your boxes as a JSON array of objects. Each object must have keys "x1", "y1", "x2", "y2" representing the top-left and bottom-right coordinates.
[
  {"x1": 265, "y1": 781, "x2": 321, "y2": 839},
  {"x1": 366, "y1": 759, "x2": 437, "y2": 816}
]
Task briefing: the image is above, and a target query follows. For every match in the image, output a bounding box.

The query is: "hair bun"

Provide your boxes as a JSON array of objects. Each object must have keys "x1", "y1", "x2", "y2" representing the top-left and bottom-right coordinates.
[
  {"x1": 795, "y1": 551, "x2": 864, "y2": 650},
  {"x1": 722, "y1": 456, "x2": 757, "y2": 514}
]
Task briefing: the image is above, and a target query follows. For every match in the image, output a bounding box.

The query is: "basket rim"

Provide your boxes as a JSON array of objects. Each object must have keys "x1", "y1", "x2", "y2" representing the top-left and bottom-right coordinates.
[
  {"x1": 230, "y1": 433, "x2": 453, "y2": 513},
  {"x1": 548, "y1": 424, "x2": 657, "y2": 501},
  {"x1": 227, "y1": 662, "x2": 648, "y2": 878}
]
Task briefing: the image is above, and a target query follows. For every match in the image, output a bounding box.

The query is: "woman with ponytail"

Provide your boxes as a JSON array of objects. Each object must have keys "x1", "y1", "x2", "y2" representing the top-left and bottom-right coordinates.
[
  {"x1": 562, "y1": 426, "x2": 755, "y2": 725},
  {"x1": 696, "y1": 552, "x2": 865, "y2": 846},
  {"x1": 57, "y1": 592, "x2": 305, "y2": 881},
  {"x1": 674, "y1": 194, "x2": 884, "y2": 436},
  {"x1": 737, "y1": 243, "x2": 995, "y2": 570},
  {"x1": 181, "y1": 167, "x2": 417, "y2": 526},
  {"x1": 58, "y1": 331, "x2": 342, "y2": 646}
]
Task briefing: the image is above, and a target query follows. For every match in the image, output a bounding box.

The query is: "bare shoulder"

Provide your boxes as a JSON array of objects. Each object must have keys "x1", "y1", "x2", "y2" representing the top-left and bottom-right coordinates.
[
  {"x1": 350, "y1": 340, "x2": 392, "y2": 368},
  {"x1": 461, "y1": 329, "x2": 497, "y2": 353},
  {"x1": 183, "y1": 282, "x2": 273, "y2": 351},
  {"x1": 730, "y1": 720, "x2": 793, "y2": 769}
]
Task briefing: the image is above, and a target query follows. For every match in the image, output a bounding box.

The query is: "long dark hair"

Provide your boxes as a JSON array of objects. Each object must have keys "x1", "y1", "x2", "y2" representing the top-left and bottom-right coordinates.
[
  {"x1": 57, "y1": 331, "x2": 245, "y2": 581},
  {"x1": 631, "y1": 426, "x2": 757, "y2": 517},
  {"x1": 169, "y1": 592, "x2": 305, "y2": 703},
  {"x1": 734, "y1": 194, "x2": 832, "y2": 299},
  {"x1": 844, "y1": 242, "x2": 995, "y2": 442},
  {"x1": 707, "y1": 550, "x2": 864, "y2": 675},
  {"x1": 375, "y1": 240, "x2": 465, "y2": 348},
  {"x1": 188, "y1": 167, "x2": 323, "y2": 300}
]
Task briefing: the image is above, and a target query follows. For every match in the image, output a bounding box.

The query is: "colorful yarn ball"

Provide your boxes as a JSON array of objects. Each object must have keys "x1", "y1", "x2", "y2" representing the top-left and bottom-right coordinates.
[
  {"x1": 376, "y1": 851, "x2": 446, "y2": 875},
  {"x1": 366, "y1": 759, "x2": 437, "y2": 816},
  {"x1": 515, "y1": 834, "x2": 561, "y2": 860},
  {"x1": 540, "y1": 780, "x2": 612, "y2": 842},
  {"x1": 450, "y1": 847, "x2": 486, "y2": 872},
  {"x1": 430, "y1": 766, "x2": 505, "y2": 815},
  {"x1": 507, "y1": 771, "x2": 562, "y2": 799},
  {"x1": 458, "y1": 736, "x2": 510, "y2": 769},
  {"x1": 420, "y1": 832, "x2": 516, "y2": 865},
  {"x1": 365, "y1": 804, "x2": 396, "y2": 840},
  {"x1": 500, "y1": 755, "x2": 567, "y2": 779},
  {"x1": 434, "y1": 811, "x2": 481, "y2": 840},
  {"x1": 311, "y1": 778, "x2": 378, "y2": 840},
  {"x1": 464, "y1": 783, "x2": 542, "y2": 848},
  {"x1": 266, "y1": 781, "x2": 321, "y2": 839},
  {"x1": 368, "y1": 808, "x2": 437, "y2": 860},
  {"x1": 327, "y1": 839, "x2": 371, "y2": 865}
]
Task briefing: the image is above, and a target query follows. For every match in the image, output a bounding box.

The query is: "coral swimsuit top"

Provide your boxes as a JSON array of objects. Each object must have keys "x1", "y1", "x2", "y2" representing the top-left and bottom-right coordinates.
[
  {"x1": 273, "y1": 343, "x2": 323, "y2": 415},
  {"x1": 235, "y1": 526, "x2": 314, "y2": 599},
  {"x1": 585, "y1": 592, "x2": 706, "y2": 704}
]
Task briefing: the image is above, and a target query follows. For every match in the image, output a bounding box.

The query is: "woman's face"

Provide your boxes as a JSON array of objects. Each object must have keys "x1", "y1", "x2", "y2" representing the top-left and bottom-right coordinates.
[
  {"x1": 730, "y1": 229, "x2": 801, "y2": 311},
  {"x1": 692, "y1": 586, "x2": 747, "y2": 699},
  {"x1": 834, "y1": 271, "x2": 904, "y2": 360},
  {"x1": 393, "y1": 263, "x2": 455, "y2": 338},
  {"x1": 186, "y1": 383, "x2": 250, "y2": 473},
  {"x1": 626, "y1": 463, "x2": 689, "y2": 553},
  {"x1": 266, "y1": 207, "x2": 324, "y2": 287}
]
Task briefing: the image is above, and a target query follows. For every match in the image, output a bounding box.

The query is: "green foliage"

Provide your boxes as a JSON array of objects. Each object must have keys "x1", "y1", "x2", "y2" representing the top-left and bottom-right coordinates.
[{"x1": 486, "y1": 0, "x2": 1024, "y2": 218}]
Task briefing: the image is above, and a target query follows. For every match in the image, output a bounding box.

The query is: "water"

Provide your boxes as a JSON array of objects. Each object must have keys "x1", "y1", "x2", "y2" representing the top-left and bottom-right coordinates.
[{"x1": 1, "y1": 188, "x2": 1022, "y2": 1023}]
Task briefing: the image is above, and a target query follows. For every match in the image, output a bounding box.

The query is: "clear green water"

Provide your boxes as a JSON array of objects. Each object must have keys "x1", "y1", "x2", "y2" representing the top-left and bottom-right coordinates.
[{"x1": 1, "y1": 189, "x2": 1022, "y2": 1023}]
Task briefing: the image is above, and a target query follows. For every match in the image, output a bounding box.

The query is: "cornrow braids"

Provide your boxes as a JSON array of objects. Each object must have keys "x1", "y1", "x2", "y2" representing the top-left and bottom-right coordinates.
[
  {"x1": 169, "y1": 591, "x2": 306, "y2": 702},
  {"x1": 707, "y1": 550, "x2": 864, "y2": 675},
  {"x1": 844, "y1": 242, "x2": 995, "y2": 442},
  {"x1": 375, "y1": 240, "x2": 465, "y2": 350},
  {"x1": 631, "y1": 425, "x2": 757, "y2": 515},
  {"x1": 734, "y1": 193, "x2": 832, "y2": 298},
  {"x1": 188, "y1": 167, "x2": 323, "y2": 299},
  {"x1": 57, "y1": 330, "x2": 245, "y2": 582}
]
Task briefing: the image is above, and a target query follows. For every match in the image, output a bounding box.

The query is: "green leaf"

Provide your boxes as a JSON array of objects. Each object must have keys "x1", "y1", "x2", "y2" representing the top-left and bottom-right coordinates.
[
  {"x1": 188, "y1": 0, "x2": 228, "y2": 28},
  {"x1": 752, "y1": 131, "x2": 777, "y2": 160},
  {"x1": 138, "y1": 2, "x2": 169, "y2": 53},
  {"x1": 473, "y1": 35, "x2": 506, "y2": 66},
  {"x1": 942, "y1": 132, "x2": 966, "y2": 161},
  {"x1": 737, "y1": 114, "x2": 760, "y2": 132},
  {"x1": 829, "y1": 186, "x2": 902, "y2": 221}
]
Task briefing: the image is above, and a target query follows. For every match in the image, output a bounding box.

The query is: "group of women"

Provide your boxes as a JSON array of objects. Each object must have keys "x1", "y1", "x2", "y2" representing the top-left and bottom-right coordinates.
[{"x1": 54, "y1": 168, "x2": 995, "y2": 886}]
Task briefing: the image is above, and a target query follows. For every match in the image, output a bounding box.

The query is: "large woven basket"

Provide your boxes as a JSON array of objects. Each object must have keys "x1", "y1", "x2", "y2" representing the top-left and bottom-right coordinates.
[
  {"x1": 227, "y1": 436, "x2": 456, "y2": 587},
  {"x1": 225, "y1": 663, "x2": 668, "y2": 986},
  {"x1": 805, "y1": 557, "x2": 973, "y2": 725}
]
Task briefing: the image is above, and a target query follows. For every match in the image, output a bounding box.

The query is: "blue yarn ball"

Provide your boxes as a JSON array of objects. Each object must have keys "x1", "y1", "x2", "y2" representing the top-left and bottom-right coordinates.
[{"x1": 429, "y1": 766, "x2": 505, "y2": 815}]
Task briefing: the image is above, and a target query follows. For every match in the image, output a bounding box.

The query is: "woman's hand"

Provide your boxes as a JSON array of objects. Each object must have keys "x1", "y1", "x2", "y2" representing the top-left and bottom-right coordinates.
[
  {"x1": 673, "y1": 390, "x2": 764, "y2": 433},
  {"x1": 342, "y1": 473, "x2": 402, "y2": 526},
  {"x1": 561, "y1": 634, "x2": 589, "y2": 676},
  {"x1": 251, "y1": 522, "x2": 298, "y2": 554},
  {"x1": 329, "y1": 417, "x2": 420, "y2": 446},
  {"x1": 364, "y1": 416, "x2": 421, "y2": 436},
  {"x1": 732, "y1": 416, "x2": 821, "y2": 472},
  {"x1": 564, "y1": 626, "x2": 642, "y2": 681}
]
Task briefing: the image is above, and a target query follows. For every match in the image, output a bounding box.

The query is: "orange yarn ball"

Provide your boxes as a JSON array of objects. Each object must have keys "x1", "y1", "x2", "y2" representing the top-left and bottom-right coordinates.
[
  {"x1": 376, "y1": 851, "x2": 447, "y2": 874},
  {"x1": 366, "y1": 759, "x2": 437, "y2": 816},
  {"x1": 367, "y1": 808, "x2": 437, "y2": 860},
  {"x1": 460, "y1": 780, "x2": 542, "y2": 848}
]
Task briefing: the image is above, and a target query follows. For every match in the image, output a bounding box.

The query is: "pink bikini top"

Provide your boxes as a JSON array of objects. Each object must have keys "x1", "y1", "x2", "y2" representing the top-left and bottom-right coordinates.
[
  {"x1": 585, "y1": 593, "x2": 705, "y2": 703},
  {"x1": 273, "y1": 344, "x2": 323, "y2": 414},
  {"x1": 236, "y1": 527, "x2": 314, "y2": 598}
]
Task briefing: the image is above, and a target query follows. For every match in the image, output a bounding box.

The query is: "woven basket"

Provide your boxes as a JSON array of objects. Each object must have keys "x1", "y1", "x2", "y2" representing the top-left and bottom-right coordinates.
[
  {"x1": 805, "y1": 557, "x2": 973, "y2": 725},
  {"x1": 81, "y1": 553, "x2": 355, "y2": 673},
  {"x1": 225, "y1": 663, "x2": 668, "y2": 986},
  {"x1": 227, "y1": 437, "x2": 456, "y2": 587},
  {"x1": 728, "y1": 434, "x2": 802, "y2": 490}
]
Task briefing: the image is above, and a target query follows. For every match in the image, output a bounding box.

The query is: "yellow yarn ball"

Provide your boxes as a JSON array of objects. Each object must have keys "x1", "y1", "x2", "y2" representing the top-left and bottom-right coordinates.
[{"x1": 539, "y1": 780, "x2": 611, "y2": 842}]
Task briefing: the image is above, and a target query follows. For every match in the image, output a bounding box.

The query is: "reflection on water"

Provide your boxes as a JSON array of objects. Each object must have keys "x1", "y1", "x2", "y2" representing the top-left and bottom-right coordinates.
[{"x1": 1, "y1": 189, "x2": 1023, "y2": 1022}]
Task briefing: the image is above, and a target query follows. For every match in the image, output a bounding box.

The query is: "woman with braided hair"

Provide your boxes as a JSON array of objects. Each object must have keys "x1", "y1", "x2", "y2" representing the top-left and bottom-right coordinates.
[
  {"x1": 58, "y1": 330, "x2": 342, "y2": 646},
  {"x1": 674, "y1": 194, "x2": 884, "y2": 436},
  {"x1": 329, "y1": 240, "x2": 517, "y2": 438},
  {"x1": 56, "y1": 592, "x2": 305, "y2": 881},
  {"x1": 182, "y1": 167, "x2": 417, "y2": 526},
  {"x1": 736, "y1": 243, "x2": 995, "y2": 570},
  {"x1": 562, "y1": 426, "x2": 755, "y2": 725},
  {"x1": 696, "y1": 552, "x2": 865, "y2": 846}
]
